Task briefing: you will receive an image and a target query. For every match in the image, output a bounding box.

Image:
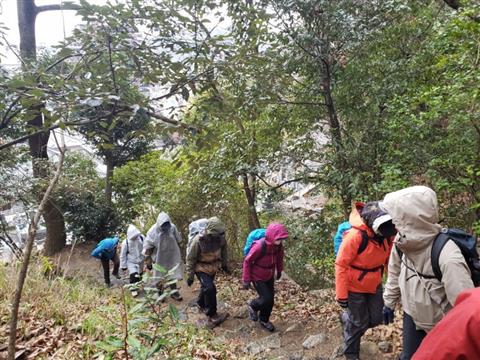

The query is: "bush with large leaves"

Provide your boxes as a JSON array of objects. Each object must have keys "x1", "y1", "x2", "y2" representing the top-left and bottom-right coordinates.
[{"x1": 55, "y1": 152, "x2": 121, "y2": 243}]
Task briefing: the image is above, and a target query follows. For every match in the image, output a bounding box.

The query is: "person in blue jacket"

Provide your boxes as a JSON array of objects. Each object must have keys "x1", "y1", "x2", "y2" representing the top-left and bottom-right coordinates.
[{"x1": 91, "y1": 236, "x2": 121, "y2": 287}]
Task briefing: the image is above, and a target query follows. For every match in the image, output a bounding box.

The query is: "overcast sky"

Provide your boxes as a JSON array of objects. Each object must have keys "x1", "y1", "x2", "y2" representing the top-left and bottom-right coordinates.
[{"x1": 0, "y1": 0, "x2": 107, "y2": 64}]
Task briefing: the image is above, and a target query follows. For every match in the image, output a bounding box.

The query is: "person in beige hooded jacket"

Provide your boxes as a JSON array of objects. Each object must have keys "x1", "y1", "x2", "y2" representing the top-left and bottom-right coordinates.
[{"x1": 381, "y1": 186, "x2": 474, "y2": 360}]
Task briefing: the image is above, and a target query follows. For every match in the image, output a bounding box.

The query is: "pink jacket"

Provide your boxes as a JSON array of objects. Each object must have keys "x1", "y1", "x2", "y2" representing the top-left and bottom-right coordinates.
[{"x1": 242, "y1": 223, "x2": 288, "y2": 282}]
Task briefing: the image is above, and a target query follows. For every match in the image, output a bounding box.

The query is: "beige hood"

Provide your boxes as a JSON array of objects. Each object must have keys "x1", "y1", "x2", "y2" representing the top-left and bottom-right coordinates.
[{"x1": 382, "y1": 186, "x2": 442, "y2": 254}]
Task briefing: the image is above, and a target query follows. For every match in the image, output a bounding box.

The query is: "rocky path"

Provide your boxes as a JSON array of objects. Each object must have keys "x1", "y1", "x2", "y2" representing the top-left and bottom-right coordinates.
[{"x1": 54, "y1": 243, "x2": 401, "y2": 359}]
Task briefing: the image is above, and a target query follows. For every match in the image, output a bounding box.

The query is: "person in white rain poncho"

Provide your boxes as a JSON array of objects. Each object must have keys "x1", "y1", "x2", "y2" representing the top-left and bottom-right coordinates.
[
  {"x1": 120, "y1": 225, "x2": 145, "y2": 288},
  {"x1": 143, "y1": 212, "x2": 184, "y2": 301}
]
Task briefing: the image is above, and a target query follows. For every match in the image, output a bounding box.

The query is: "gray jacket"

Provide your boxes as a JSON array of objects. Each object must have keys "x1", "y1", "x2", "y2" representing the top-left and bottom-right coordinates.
[{"x1": 382, "y1": 186, "x2": 473, "y2": 331}]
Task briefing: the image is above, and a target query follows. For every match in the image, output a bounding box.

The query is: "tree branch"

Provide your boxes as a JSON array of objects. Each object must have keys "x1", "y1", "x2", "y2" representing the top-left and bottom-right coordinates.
[{"x1": 35, "y1": 3, "x2": 81, "y2": 14}]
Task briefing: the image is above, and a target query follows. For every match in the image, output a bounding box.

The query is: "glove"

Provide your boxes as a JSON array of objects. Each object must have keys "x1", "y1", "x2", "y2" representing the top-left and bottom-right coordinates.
[
  {"x1": 222, "y1": 265, "x2": 231, "y2": 275},
  {"x1": 243, "y1": 281, "x2": 251, "y2": 290},
  {"x1": 186, "y1": 277, "x2": 194, "y2": 287},
  {"x1": 276, "y1": 271, "x2": 282, "y2": 280},
  {"x1": 383, "y1": 306, "x2": 395, "y2": 325},
  {"x1": 337, "y1": 299, "x2": 348, "y2": 308}
]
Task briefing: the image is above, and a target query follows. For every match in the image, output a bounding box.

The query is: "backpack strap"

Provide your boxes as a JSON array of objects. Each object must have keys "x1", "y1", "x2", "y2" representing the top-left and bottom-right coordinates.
[
  {"x1": 260, "y1": 238, "x2": 267, "y2": 257},
  {"x1": 352, "y1": 227, "x2": 385, "y2": 255},
  {"x1": 351, "y1": 227, "x2": 369, "y2": 255},
  {"x1": 431, "y1": 230, "x2": 452, "y2": 282}
]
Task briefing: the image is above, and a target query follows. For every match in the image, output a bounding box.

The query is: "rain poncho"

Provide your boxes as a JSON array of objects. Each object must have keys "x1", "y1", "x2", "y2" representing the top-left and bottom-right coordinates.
[
  {"x1": 120, "y1": 225, "x2": 145, "y2": 275},
  {"x1": 143, "y1": 212, "x2": 184, "y2": 281},
  {"x1": 187, "y1": 218, "x2": 208, "y2": 253}
]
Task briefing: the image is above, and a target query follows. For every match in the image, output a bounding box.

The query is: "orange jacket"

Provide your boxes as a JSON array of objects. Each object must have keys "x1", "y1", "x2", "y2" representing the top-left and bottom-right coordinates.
[{"x1": 335, "y1": 202, "x2": 393, "y2": 301}]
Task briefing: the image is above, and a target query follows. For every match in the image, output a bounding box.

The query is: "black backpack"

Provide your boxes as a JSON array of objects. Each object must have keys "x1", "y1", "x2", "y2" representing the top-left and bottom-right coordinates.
[{"x1": 431, "y1": 228, "x2": 480, "y2": 286}]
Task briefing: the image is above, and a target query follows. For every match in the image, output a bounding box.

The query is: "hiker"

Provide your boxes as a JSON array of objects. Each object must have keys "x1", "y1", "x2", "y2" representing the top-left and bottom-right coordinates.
[
  {"x1": 91, "y1": 236, "x2": 121, "y2": 287},
  {"x1": 243, "y1": 223, "x2": 288, "y2": 332},
  {"x1": 381, "y1": 186, "x2": 474, "y2": 360},
  {"x1": 335, "y1": 201, "x2": 396, "y2": 360},
  {"x1": 412, "y1": 287, "x2": 480, "y2": 360},
  {"x1": 120, "y1": 224, "x2": 145, "y2": 294},
  {"x1": 185, "y1": 216, "x2": 229, "y2": 328},
  {"x1": 143, "y1": 212, "x2": 184, "y2": 301}
]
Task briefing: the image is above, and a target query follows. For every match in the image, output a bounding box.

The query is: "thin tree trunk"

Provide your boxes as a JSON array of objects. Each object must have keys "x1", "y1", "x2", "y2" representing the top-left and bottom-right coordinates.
[
  {"x1": 242, "y1": 173, "x2": 261, "y2": 230},
  {"x1": 321, "y1": 60, "x2": 351, "y2": 216},
  {"x1": 7, "y1": 145, "x2": 65, "y2": 360},
  {"x1": 105, "y1": 158, "x2": 114, "y2": 205}
]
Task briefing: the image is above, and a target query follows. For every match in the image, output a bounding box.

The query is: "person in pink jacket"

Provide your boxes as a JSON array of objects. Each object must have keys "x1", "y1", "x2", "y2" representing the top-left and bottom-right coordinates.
[{"x1": 242, "y1": 223, "x2": 288, "y2": 332}]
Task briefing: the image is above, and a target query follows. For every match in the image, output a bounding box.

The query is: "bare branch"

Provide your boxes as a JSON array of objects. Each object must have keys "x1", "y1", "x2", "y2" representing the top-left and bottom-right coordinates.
[
  {"x1": 35, "y1": 3, "x2": 81, "y2": 14},
  {"x1": 7, "y1": 142, "x2": 65, "y2": 360}
]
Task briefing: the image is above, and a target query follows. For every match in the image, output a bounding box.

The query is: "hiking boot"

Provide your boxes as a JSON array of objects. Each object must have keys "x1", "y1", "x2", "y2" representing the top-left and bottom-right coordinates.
[
  {"x1": 206, "y1": 312, "x2": 229, "y2": 329},
  {"x1": 247, "y1": 301, "x2": 258, "y2": 321},
  {"x1": 112, "y1": 272, "x2": 121, "y2": 280},
  {"x1": 170, "y1": 291, "x2": 183, "y2": 301},
  {"x1": 259, "y1": 321, "x2": 275, "y2": 332},
  {"x1": 345, "y1": 355, "x2": 360, "y2": 360}
]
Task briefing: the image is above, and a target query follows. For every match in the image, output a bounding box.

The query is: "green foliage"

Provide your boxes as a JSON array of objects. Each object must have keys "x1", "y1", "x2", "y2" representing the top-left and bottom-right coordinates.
[
  {"x1": 95, "y1": 268, "x2": 232, "y2": 359},
  {"x1": 55, "y1": 152, "x2": 121, "y2": 242},
  {"x1": 273, "y1": 207, "x2": 341, "y2": 289}
]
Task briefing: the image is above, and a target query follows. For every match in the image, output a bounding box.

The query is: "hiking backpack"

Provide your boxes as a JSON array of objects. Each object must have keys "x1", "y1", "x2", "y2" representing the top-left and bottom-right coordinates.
[
  {"x1": 431, "y1": 228, "x2": 480, "y2": 287},
  {"x1": 243, "y1": 228, "x2": 267, "y2": 257},
  {"x1": 334, "y1": 221, "x2": 352, "y2": 256}
]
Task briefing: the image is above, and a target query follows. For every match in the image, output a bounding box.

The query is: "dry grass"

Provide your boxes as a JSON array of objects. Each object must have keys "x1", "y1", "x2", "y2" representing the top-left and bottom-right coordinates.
[{"x1": 0, "y1": 254, "x2": 120, "y2": 359}]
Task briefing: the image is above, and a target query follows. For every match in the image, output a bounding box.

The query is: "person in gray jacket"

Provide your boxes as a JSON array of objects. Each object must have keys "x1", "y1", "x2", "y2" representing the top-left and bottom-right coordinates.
[
  {"x1": 120, "y1": 224, "x2": 145, "y2": 288},
  {"x1": 143, "y1": 212, "x2": 184, "y2": 301},
  {"x1": 381, "y1": 186, "x2": 474, "y2": 360}
]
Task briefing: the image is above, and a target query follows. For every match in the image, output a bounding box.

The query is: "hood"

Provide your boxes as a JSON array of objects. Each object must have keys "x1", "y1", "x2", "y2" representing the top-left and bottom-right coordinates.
[
  {"x1": 189, "y1": 218, "x2": 208, "y2": 235},
  {"x1": 349, "y1": 202, "x2": 371, "y2": 234},
  {"x1": 127, "y1": 224, "x2": 141, "y2": 241},
  {"x1": 361, "y1": 201, "x2": 392, "y2": 235},
  {"x1": 381, "y1": 186, "x2": 441, "y2": 252},
  {"x1": 265, "y1": 223, "x2": 289, "y2": 245},
  {"x1": 205, "y1": 217, "x2": 225, "y2": 236},
  {"x1": 156, "y1": 212, "x2": 171, "y2": 228}
]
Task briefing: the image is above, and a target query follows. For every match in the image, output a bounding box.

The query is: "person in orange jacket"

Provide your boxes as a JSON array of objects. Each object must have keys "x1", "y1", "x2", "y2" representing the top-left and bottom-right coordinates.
[
  {"x1": 411, "y1": 287, "x2": 480, "y2": 360},
  {"x1": 335, "y1": 201, "x2": 396, "y2": 360}
]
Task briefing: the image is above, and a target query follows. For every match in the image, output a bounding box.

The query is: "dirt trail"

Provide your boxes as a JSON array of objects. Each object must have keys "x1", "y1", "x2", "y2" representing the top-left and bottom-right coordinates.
[{"x1": 54, "y1": 243, "x2": 399, "y2": 359}]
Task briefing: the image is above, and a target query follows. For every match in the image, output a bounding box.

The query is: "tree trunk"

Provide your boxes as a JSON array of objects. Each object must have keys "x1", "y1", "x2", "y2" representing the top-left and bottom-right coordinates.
[
  {"x1": 321, "y1": 60, "x2": 351, "y2": 216},
  {"x1": 242, "y1": 173, "x2": 261, "y2": 231},
  {"x1": 105, "y1": 158, "x2": 114, "y2": 205},
  {"x1": 18, "y1": 0, "x2": 67, "y2": 255},
  {"x1": 42, "y1": 199, "x2": 66, "y2": 255}
]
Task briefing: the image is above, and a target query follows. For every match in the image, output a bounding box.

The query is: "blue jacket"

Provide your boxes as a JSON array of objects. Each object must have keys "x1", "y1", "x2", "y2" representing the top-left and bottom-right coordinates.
[
  {"x1": 91, "y1": 237, "x2": 119, "y2": 260},
  {"x1": 334, "y1": 221, "x2": 351, "y2": 257}
]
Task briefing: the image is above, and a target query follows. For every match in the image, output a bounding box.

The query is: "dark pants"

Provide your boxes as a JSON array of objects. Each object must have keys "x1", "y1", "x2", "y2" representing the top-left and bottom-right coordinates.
[
  {"x1": 100, "y1": 253, "x2": 120, "y2": 285},
  {"x1": 129, "y1": 272, "x2": 142, "y2": 284},
  {"x1": 399, "y1": 312, "x2": 427, "y2": 360},
  {"x1": 343, "y1": 286, "x2": 383, "y2": 359},
  {"x1": 157, "y1": 281, "x2": 177, "y2": 293},
  {"x1": 252, "y1": 277, "x2": 275, "y2": 322},
  {"x1": 196, "y1": 272, "x2": 217, "y2": 317}
]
